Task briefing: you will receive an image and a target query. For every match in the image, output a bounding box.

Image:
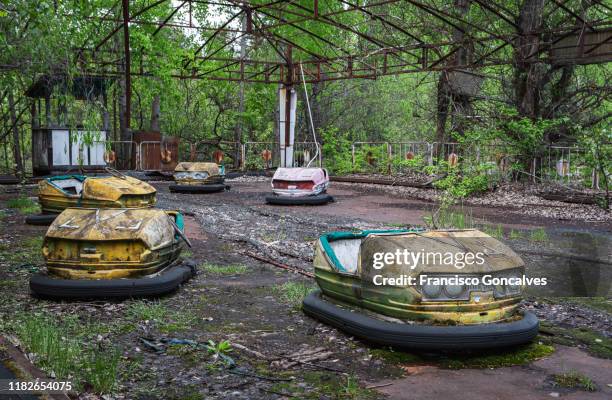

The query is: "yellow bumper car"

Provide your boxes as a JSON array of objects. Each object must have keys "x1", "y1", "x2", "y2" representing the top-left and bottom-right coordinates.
[{"x1": 29, "y1": 208, "x2": 195, "y2": 299}]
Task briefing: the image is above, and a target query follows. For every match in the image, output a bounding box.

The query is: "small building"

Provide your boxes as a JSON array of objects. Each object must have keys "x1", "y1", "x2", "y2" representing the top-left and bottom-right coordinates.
[{"x1": 26, "y1": 74, "x2": 110, "y2": 176}]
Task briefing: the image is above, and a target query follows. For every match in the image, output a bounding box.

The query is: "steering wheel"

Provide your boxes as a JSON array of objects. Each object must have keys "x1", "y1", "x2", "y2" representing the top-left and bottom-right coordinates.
[{"x1": 104, "y1": 167, "x2": 128, "y2": 180}]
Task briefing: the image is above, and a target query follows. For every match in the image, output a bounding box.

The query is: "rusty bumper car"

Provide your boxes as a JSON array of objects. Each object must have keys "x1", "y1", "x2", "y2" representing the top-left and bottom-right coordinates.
[
  {"x1": 169, "y1": 162, "x2": 229, "y2": 193},
  {"x1": 29, "y1": 208, "x2": 195, "y2": 299},
  {"x1": 265, "y1": 167, "x2": 333, "y2": 205},
  {"x1": 302, "y1": 229, "x2": 539, "y2": 350},
  {"x1": 25, "y1": 168, "x2": 156, "y2": 226}
]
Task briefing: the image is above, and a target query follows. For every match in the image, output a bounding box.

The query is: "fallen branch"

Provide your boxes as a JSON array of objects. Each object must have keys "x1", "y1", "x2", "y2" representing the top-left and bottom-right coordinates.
[
  {"x1": 244, "y1": 251, "x2": 314, "y2": 278},
  {"x1": 366, "y1": 382, "x2": 394, "y2": 389},
  {"x1": 232, "y1": 342, "x2": 270, "y2": 360}
]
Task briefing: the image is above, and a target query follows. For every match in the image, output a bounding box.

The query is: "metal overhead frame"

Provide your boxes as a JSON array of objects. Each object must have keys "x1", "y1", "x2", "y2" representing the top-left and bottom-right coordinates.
[
  {"x1": 78, "y1": 0, "x2": 610, "y2": 82},
  {"x1": 40, "y1": 0, "x2": 611, "y2": 167}
]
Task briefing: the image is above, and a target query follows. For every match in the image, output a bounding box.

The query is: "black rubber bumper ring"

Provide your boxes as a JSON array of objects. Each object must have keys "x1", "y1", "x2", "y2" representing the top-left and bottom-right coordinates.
[
  {"x1": 169, "y1": 184, "x2": 228, "y2": 193},
  {"x1": 30, "y1": 263, "x2": 195, "y2": 299},
  {"x1": 265, "y1": 193, "x2": 334, "y2": 206},
  {"x1": 25, "y1": 213, "x2": 59, "y2": 226},
  {"x1": 302, "y1": 290, "x2": 539, "y2": 350}
]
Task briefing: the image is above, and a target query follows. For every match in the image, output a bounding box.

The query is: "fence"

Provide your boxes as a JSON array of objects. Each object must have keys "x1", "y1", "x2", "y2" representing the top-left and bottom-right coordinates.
[
  {"x1": 61, "y1": 138, "x2": 608, "y2": 190},
  {"x1": 242, "y1": 141, "x2": 321, "y2": 170},
  {"x1": 349, "y1": 141, "x2": 608, "y2": 188}
]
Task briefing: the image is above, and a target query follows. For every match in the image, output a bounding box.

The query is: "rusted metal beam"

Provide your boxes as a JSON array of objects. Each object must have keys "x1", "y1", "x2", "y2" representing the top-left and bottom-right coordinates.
[
  {"x1": 550, "y1": 0, "x2": 597, "y2": 33},
  {"x1": 472, "y1": 0, "x2": 519, "y2": 29},
  {"x1": 152, "y1": 0, "x2": 187, "y2": 37},
  {"x1": 95, "y1": 0, "x2": 169, "y2": 51}
]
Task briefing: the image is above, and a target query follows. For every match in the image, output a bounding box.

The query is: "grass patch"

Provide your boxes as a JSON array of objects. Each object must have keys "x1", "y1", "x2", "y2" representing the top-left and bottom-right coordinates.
[
  {"x1": 199, "y1": 263, "x2": 248, "y2": 275},
  {"x1": 509, "y1": 229, "x2": 523, "y2": 240},
  {"x1": 181, "y1": 249, "x2": 193, "y2": 259},
  {"x1": 529, "y1": 227, "x2": 548, "y2": 242},
  {"x1": 0, "y1": 235, "x2": 43, "y2": 265},
  {"x1": 439, "y1": 342, "x2": 554, "y2": 369},
  {"x1": 13, "y1": 314, "x2": 120, "y2": 394},
  {"x1": 482, "y1": 224, "x2": 504, "y2": 239},
  {"x1": 126, "y1": 300, "x2": 197, "y2": 333},
  {"x1": 424, "y1": 209, "x2": 474, "y2": 229},
  {"x1": 273, "y1": 281, "x2": 315, "y2": 309},
  {"x1": 553, "y1": 371, "x2": 596, "y2": 391},
  {"x1": 7, "y1": 197, "x2": 40, "y2": 215}
]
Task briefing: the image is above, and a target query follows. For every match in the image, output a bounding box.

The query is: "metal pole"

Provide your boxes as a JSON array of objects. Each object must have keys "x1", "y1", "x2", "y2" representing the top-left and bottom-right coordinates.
[
  {"x1": 284, "y1": 45, "x2": 293, "y2": 167},
  {"x1": 122, "y1": 0, "x2": 131, "y2": 130}
]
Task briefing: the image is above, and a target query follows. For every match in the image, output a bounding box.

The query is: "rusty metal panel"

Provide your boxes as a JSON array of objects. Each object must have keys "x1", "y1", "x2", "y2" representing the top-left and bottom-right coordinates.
[
  {"x1": 550, "y1": 28, "x2": 612, "y2": 65},
  {"x1": 32, "y1": 128, "x2": 51, "y2": 176},
  {"x1": 133, "y1": 131, "x2": 179, "y2": 171},
  {"x1": 161, "y1": 137, "x2": 179, "y2": 171}
]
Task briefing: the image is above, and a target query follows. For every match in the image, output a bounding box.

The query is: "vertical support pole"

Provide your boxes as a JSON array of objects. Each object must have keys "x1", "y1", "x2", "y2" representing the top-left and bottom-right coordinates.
[
  {"x1": 122, "y1": 0, "x2": 131, "y2": 131},
  {"x1": 351, "y1": 144, "x2": 355, "y2": 170},
  {"x1": 241, "y1": 143, "x2": 246, "y2": 171},
  {"x1": 314, "y1": 0, "x2": 319, "y2": 18},
  {"x1": 387, "y1": 142, "x2": 392, "y2": 175},
  {"x1": 279, "y1": 45, "x2": 295, "y2": 168}
]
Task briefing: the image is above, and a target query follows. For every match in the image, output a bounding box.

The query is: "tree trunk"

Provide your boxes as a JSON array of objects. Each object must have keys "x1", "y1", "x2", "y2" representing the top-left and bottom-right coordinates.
[
  {"x1": 436, "y1": 72, "x2": 450, "y2": 145},
  {"x1": 150, "y1": 94, "x2": 160, "y2": 132},
  {"x1": 45, "y1": 96, "x2": 51, "y2": 127},
  {"x1": 118, "y1": 73, "x2": 130, "y2": 168},
  {"x1": 514, "y1": 0, "x2": 545, "y2": 119},
  {"x1": 435, "y1": 0, "x2": 472, "y2": 143},
  {"x1": 8, "y1": 91, "x2": 24, "y2": 178}
]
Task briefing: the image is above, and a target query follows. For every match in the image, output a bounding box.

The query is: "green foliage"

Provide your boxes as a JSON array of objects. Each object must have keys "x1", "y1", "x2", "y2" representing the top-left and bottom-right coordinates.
[
  {"x1": 434, "y1": 170, "x2": 490, "y2": 199},
  {"x1": 320, "y1": 127, "x2": 354, "y2": 174},
  {"x1": 392, "y1": 154, "x2": 426, "y2": 171}
]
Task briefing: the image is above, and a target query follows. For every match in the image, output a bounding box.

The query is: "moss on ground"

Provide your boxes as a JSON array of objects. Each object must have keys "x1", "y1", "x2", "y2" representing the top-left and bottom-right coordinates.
[
  {"x1": 439, "y1": 342, "x2": 554, "y2": 369},
  {"x1": 369, "y1": 341, "x2": 554, "y2": 370},
  {"x1": 539, "y1": 323, "x2": 612, "y2": 359}
]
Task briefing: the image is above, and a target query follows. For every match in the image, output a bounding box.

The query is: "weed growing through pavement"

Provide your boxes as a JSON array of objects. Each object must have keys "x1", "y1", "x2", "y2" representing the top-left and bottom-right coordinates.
[
  {"x1": 553, "y1": 371, "x2": 596, "y2": 391},
  {"x1": 529, "y1": 227, "x2": 549, "y2": 242}
]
